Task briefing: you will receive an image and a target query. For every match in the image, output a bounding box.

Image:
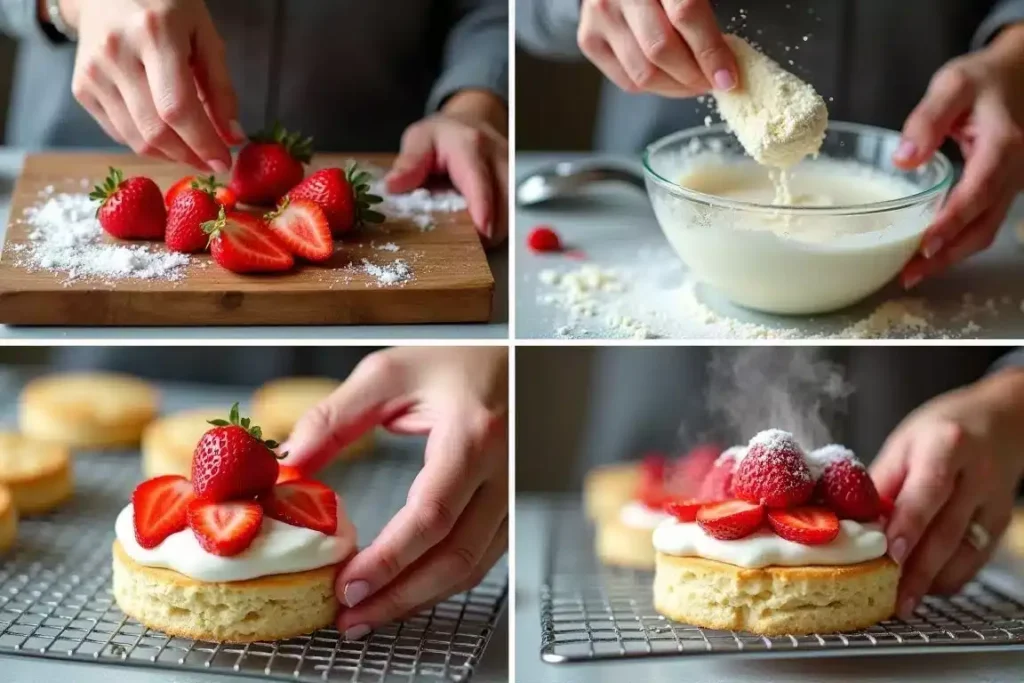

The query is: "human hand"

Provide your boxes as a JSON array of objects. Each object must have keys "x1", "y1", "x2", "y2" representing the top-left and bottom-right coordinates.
[
  {"x1": 385, "y1": 90, "x2": 508, "y2": 247},
  {"x1": 62, "y1": 0, "x2": 244, "y2": 171},
  {"x1": 896, "y1": 23, "x2": 1024, "y2": 289},
  {"x1": 870, "y1": 368, "x2": 1024, "y2": 619},
  {"x1": 576, "y1": 0, "x2": 737, "y2": 96},
  {"x1": 281, "y1": 347, "x2": 509, "y2": 640}
]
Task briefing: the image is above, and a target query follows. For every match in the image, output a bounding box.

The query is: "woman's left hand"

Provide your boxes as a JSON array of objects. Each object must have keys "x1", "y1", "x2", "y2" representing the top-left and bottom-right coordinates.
[
  {"x1": 386, "y1": 90, "x2": 508, "y2": 248},
  {"x1": 870, "y1": 367, "x2": 1024, "y2": 619},
  {"x1": 896, "y1": 23, "x2": 1024, "y2": 289}
]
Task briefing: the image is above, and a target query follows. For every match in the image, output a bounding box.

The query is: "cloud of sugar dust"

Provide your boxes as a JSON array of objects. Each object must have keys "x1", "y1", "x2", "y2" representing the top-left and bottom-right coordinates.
[{"x1": 704, "y1": 347, "x2": 853, "y2": 450}]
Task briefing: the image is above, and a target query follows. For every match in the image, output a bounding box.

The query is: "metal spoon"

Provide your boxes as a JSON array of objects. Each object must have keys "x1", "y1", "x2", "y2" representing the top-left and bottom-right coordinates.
[{"x1": 515, "y1": 160, "x2": 646, "y2": 207}]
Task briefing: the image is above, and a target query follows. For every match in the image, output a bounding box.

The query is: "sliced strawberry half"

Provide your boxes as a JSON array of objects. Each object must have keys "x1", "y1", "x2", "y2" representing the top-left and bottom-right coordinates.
[
  {"x1": 261, "y1": 479, "x2": 338, "y2": 534},
  {"x1": 276, "y1": 465, "x2": 303, "y2": 483},
  {"x1": 266, "y1": 197, "x2": 334, "y2": 262},
  {"x1": 202, "y1": 207, "x2": 295, "y2": 273},
  {"x1": 665, "y1": 498, "x2": 702, "y2": 523},
  {"x1": 767, "y1": 507, "x2": 840, "y2": 546},
  {"x1": 816, "y1": 458, "x2": 881, "y2": 522},
  {"x1": 696, "y1": 499, "x2": 765, "y2": 540},
  {"x1": 187, "y1": 500, "x2": 264, "y2": 557},
  {"x1": 132, "y1": 475, "x2": 195, "y2": 549}
]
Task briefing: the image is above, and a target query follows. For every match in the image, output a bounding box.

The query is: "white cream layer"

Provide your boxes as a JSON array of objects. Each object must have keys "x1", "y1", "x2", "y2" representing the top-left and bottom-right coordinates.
[
  {"x1": 115, "y1": 503, "x2": 356, "y2": 582},
  {"x1": 618, "y1": 500, "x2": 672, "y2": 529},
  {"x1": 652, "y1": 518, "x2": 886, "y2": 569}
]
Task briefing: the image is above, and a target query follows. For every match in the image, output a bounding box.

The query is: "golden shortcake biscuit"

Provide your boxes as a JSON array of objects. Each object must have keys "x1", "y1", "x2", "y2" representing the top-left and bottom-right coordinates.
[
  {"x1": 112, "y1": 541, "x2": 339, "y2": 643},
  {"x1": 596, "y1": 517, "x2": 657, "y2": 569},
  {"x1": 141, "y1": 408, "x2": 226, "y2": 479},
  {"x1": 20, "y1": 373, "x2": 159, "y2": 448},
  {"x1": 0, "y1": 486, "x2": 17, "y2": 553},
  {"x1": 653, "y1": 553, "x2": 899, "y2": 635},
  {"x1": 0, "y1": 432, "x2": 74, "y2": 514},
  {"x1": 252, "y1": 377, "x2": 374, "y2": 458},
  {"x1": 583, "y1": 462, "x2": 641, "y2": 522}
]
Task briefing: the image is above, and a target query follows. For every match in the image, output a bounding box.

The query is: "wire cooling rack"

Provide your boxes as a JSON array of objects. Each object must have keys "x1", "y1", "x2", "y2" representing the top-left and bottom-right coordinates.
[
  {"x1": 0, "y1": 449, "x2": 507, "y2": 682},
  {"x1": 540, "y1": 501, "x2": 1024, "y2": 662}
]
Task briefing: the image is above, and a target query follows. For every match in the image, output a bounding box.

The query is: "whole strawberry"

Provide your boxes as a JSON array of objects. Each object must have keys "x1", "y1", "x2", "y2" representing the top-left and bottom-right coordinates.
[
  {"x1": 229, "y1": 123, "x2": 312, "y2": 206},
  {"x1": 732, "y1": 430, "x2": 814, "y2": 509},
  {"x1": 287, "y1": 164, "x2": 384, "y2": 236},
  {"x1": 89, "y1": 167, "x2": 166, "y2": 240},
  {"x1": 165, "y1": 174, "x2": 237, "y2": 211},
  {"x1": 192, "y1": 402, "x2": 282, "y2": 502},
  {"x1": 697, "y1": 447, "x2": 742, "y2": 502},
  {"x1": 166, "y1": 186, "x2": 221, "y2": 253},
  {"x1": 813, "y1": 446, "x2": 880, "y2": 521}
]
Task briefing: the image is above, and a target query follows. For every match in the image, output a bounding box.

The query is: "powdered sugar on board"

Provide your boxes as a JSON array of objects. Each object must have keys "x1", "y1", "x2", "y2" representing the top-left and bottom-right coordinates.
[{"x1": 11, "y1": 186, "x2": 188, "y2": 285}]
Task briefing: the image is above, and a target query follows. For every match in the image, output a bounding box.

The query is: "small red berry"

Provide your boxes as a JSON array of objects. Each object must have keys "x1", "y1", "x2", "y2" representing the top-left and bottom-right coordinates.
[{"x1": 527, "y1": 225, "x2": 562, "y2": 252}]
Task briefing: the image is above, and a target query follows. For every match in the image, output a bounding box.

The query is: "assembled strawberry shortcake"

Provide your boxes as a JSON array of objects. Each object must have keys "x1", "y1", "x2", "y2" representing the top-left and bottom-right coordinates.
[
  {"x1": 595, "y1": 445, "x2": 720, "y2": 569},
  {"x1": 112, "y1": 405, "x2": 356, "y2": 643},
  {"x1": 653, "y1": 429, "x2": 898, "y2": 636}
]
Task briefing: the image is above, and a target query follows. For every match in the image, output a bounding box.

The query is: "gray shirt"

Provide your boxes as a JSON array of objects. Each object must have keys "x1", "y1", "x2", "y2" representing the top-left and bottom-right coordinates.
[
  {"x1": 517, "y1": 0, "x2": 1024, "y2": 154},
  {"x1": 0, "y1": 0, "x2": 508, "y2": 151}
]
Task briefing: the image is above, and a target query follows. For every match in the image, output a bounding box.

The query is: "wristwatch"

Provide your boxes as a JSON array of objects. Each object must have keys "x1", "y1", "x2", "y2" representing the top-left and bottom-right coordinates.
[{"x1": 43, "y1": 0, "x2": 78, "y2": 41}]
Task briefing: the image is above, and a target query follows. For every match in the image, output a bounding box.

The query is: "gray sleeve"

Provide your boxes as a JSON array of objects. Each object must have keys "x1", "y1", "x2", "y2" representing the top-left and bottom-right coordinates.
[
  {"x1": 973, "y1": 0, "x2": 1024, "y2": 49},
  {"x1": 0, "y1": 0, "x2": 42, "y2": 39},
  {"x1": 426, "y1": 0, "x2": 509, "y2": 113},
  {"x1": 988, "y1": 347, "x2": 1024, "y2": 374},
  {"x1": 515, "y1": 0, "x2": 584, "y2": 60}
]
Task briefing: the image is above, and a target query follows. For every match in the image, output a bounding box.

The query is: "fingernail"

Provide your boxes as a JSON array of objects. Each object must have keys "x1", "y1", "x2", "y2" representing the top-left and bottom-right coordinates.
[
  {"x1": 922, "y1": 236, "x2": 943, "y2": 259},
  {"x1": 344, "y1": 580, "x2": 370, "y2": 608},
  {"x1": 898, "y1": 597, "x2": 917, "y2": 620},
  {"x1": 713, "y1": 69, "x2": 736, "y2": 91},
  {"x1": 903, "y1": 273, "x2": 923, "y2": 290},
  {"x1": 889, "y1": 537, "x2": 908, "y2": 565},
  {"x1": 344, "y1": 624, "x2": 371, "y2": 641},
  {"x1": 209, "y1": 159, "x2": 229, "y2": 174},
  {"x1": 894, "y1": 140, "x2": 918, "y2": 163},
  {"x1": 230, "y1": 120, "x2": 245, "y2": 142}
]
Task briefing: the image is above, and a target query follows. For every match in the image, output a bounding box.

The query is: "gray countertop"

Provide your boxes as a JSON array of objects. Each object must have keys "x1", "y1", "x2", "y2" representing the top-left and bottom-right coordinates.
[
  {"x1": 515, "y1": 152, "x2": 1024, "y2": 340},
  {"x1": 0, "y1": 377, "x2": 508, "y2": 683},
  {"x1": 0, "y1": 150, "x2": 507, "y2": 340},
  {"x1": 515, "y1": 495, "x2": 1024, "y2": 683}
]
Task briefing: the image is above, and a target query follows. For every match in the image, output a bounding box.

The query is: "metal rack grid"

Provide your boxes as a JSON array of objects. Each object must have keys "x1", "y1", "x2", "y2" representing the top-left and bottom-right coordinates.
[
  {"x1": 540, "y1": 501, "x2": 1024, "y2": 662},
  {"x1": 0, "y1": 450, "x2": 507, "y2": 682}
]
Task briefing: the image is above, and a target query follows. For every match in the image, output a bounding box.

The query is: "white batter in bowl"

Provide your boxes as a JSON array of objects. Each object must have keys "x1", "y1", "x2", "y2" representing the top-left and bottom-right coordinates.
[{"x1": 643, "y1": 122, "x2": 954, "y2": 315}]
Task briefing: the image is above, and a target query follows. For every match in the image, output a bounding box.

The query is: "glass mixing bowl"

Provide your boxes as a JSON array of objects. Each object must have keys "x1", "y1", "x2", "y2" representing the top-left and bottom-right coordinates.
[{"x1": 642, "y1": 121, "x2": 954, "y2": 315}]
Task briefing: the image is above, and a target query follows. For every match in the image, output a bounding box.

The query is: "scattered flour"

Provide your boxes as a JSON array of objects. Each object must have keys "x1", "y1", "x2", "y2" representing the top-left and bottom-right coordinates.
[
  {"x1": 13, "y1": 189, "x2": 189, "y2": 284},
  {"x1": 372, "y1": 180, "x2": 467, "y2": 233},
  {"x1": 375, "y1": 242, "x2": 400, "y2": 252}
]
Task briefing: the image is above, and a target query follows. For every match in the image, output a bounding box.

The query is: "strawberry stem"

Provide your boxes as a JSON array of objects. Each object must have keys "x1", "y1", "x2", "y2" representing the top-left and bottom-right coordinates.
[
  {"x1": 346, "y1": 162, "x2": 385, "y2": 227},
  {"x1": 250, "y1": 122, "x2": 314, "y2": 164},
  {"x1": 88, "y1": 167, "x2": 125, "y2": 213},
  {"x1": 207, "y1": 402, "x2": 280, "y2": 450}
]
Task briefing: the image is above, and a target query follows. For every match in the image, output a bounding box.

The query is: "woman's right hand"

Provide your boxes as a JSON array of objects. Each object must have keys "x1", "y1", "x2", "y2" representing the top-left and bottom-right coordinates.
[
  {"x1": 577, "y1": 0, "x2": 738, "y2": 97},
  {"x1": 60, "y1": 0, "x2": 244, "y2": 171}
]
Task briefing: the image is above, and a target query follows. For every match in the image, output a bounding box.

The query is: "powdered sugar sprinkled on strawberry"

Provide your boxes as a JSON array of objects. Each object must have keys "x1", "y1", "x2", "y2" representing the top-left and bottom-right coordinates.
[
  {"x1": 732, "y1": 430, "x2": 814, "y2": 509},
  {"x1": 806, "y1": 444, "x2": 859, "y2": 481},
  {"x1": 816, "y1": 455, "x2": 881, "y2": 522}
]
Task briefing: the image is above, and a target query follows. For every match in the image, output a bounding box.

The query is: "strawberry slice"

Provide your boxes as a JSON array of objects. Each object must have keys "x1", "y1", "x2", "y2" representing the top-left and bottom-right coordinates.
[
  {"x1": 696, "y1": 499, "x2": 765, "y2": 540},
  {"x1": 266, "y1": 197, "x2": 334, "y2": 262},
  {"x1": 187, "y1": 500, "x2": 264, "y2": 557},
  {"x1": 261, "y1": 479, "x2": 338, "y2": 534},
  {"x1": 816, "y1": 456, "x2": 881, "y2": 522},
  {"x1": 276, "y1": 465, "x2": 303, "y2": 483},
  {"x1": 767, "y1": 507, "x2": 840, "y2": 546},
  {"x1": 202, "y1": 207, "x2": 294, "y2": 273},
  {"x1": 132, "y1": 475, "x2": 195, "y2": 548},
  {"x1": 665, "y1": 498, "x2": 702, "y2": 522}
]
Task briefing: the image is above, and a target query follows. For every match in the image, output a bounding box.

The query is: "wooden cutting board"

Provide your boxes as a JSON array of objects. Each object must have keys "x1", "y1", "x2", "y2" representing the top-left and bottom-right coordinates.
[{"x1": 0, "y1": 153, "x2": 494, "y2": 326}]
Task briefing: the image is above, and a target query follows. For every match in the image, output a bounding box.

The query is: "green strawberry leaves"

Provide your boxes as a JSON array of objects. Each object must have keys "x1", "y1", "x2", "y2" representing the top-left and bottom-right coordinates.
[
  {"x1": 346, "y1": 161, "x2": 386, "y2": 227},
  {"x1": 208, "y1": 402, "x2": 282, "y2": 452}
]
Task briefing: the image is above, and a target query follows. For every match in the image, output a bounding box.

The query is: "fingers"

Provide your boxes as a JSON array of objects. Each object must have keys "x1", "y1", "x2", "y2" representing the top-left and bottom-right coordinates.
[
  {"x1": 281, "y1": 352, "x2": 412, "y2": 473},
  {"x1": 931, "y1": 501, "x2": 1011, "y2": 595},
  {"x1": 895, "y1": 64, "x2": 975, "y2": 168},
  {"x1": 869, "y1": 434, "x2": 910, "y2": 503},
  {"x1": 334, "y1": 406, "x2": 496, "y2": 615},
  {"x1": 896, "y1": 479, "x2": 979, "y2": 618},
  {"x1": 141, "y1": 42, "x2": 232, "y2": 171},
  {"x1": 659, "y1": 0, "x2": 737, "y2": 90},
  {"x1": 621, "y1": 0, "x2": 704, "y2": 90},
  {"x1": 486, "y1": 142, "x2": 509, "y2": 246},
  {"x1": 192, "y1": 16, "x2": 244, "y2": 145},
  {"x1": 336, "y1": 478, "x2": 507, "y2": 637},
  {"x1": 444, "y1": 130, "x2": 495, "y2": 238},
  {"x1": 385, "y1": 122, "x2": 436, "y2": 194},
  {"x1": 883, "y1": 421, "x2": 963, "y2": 571}
]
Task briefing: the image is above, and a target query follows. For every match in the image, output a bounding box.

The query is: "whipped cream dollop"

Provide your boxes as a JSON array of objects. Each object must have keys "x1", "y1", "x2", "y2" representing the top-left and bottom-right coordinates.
[
  {"x1": 115, "y1": 504, "x2": 356, "y2": 582},
  {"x1": 653, "y1": 518, "x2": 886, "y2": 569},
  {"x1": 619, "y1": 500, "x2": 671, "y2": 529}
]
